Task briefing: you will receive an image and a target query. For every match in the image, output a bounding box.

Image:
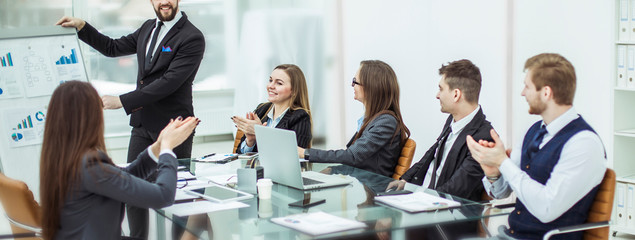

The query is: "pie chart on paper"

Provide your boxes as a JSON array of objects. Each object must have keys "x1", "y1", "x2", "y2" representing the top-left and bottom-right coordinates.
[{"x1": 11, "y1": 133, "x2": 23, "y2": 142}]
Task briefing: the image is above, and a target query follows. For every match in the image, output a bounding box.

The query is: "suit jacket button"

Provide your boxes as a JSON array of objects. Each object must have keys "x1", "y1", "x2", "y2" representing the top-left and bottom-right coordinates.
[
  {"x1": 516, "y1": 210, "x2": 521, "y2": 215},
  {"x1": 510, "y1": 229, "x2": 514, "y2": 234},
  {"x1": 525, "y1": 165, "x2": 530, "y2": 169},
  {"x1": 140, "y1": 80, "x2": 144, "y2": 84}
]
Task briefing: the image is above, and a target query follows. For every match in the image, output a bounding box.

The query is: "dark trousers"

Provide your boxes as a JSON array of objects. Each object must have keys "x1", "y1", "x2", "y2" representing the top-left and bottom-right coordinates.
[{"x1": 126, "y1": 126, "x2": 193, "y2": 239}]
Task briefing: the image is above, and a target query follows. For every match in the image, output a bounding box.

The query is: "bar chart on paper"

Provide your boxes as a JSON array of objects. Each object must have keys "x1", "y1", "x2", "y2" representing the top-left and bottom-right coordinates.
[
  {"x1": 0, "y1": 49, "x2": 23, "y2": 99},
  {"x1": 50, "y1": 43, "x2": 85, "y2": 83},
  {"x1": 0, "y1": 52, "x2": 13, "y2": 67},
  {"x1": 15, "y1": 115, "x2": 33, "y2": 130},
  {"x1": 3, "y1": 107, "x2": 46, "y2": 147},
  {"x1": 55, "y1": 48, "x2": 78, "y2": 65}
]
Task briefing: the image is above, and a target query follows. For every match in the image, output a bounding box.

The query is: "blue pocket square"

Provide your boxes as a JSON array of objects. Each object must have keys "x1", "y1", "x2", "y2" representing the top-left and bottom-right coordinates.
[{"x1": 161, "y1": 46, "x2": 172, "y2": 52}]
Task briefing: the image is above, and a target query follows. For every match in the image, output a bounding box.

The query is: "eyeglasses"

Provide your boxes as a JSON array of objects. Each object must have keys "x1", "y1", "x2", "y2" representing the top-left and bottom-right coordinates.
[{"x1": 352, "y1": 77, "x2": 362, "y2": 87}]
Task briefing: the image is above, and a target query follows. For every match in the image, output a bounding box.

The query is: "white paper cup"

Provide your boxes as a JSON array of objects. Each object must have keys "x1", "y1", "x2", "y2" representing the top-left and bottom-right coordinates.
[
  {"x1": 258, "y1": 198, "x2": 273, "y2": 218},
  {"x1": 256, "y1": 178, "x2": 273, "y2": 199}
]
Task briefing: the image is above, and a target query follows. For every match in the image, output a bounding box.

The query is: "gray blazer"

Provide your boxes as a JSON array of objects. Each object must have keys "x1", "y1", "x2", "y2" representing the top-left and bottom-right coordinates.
[
  {"x1": 55, "y1": 150, "x2": 177, "y2": 240},
  {"x1": 307, "y1": 114, "x2": 401, "y2": 177}
]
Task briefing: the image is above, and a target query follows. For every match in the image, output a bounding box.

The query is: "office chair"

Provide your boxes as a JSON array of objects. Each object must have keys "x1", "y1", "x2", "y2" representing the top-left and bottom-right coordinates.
[
  {"x1": 232, "y1": 129, "x2": 245, "y2": 153},
  {"x1": 392, "y1": 139, "x2": 416, "y2": 180},
  {"x1": 480, "y1": 169, "x2": 616, "y2": 240},
  {"x1": 543, "y1": 168, "x2": 615, "y2": 240},
  {"x1": 0, "y1": 173, "x2": 42, "y2": 239}
]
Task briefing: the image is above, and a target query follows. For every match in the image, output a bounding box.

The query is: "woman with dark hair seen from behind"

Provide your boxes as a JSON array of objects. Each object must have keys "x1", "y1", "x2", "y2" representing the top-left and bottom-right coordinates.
[
  {"x1": 298, "y1": 60, "x2": 410, "y2": 177},
  {"x1": 40, "y1": 81, "x2": 199, "y2": 239},
  {"x1": 232, "y1": 64, "x2": 312, "y2": 153}
]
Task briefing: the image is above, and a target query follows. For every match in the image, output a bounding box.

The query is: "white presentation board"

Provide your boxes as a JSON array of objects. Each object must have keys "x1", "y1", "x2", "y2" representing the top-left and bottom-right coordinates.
[{"x1": 0, "y1": 26, "x2": 88, "y2": 201}]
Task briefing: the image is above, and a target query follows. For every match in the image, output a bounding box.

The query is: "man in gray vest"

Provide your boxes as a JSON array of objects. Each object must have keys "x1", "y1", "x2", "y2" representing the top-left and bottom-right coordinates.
[{"x1": 466, "y1": 53, "x2": 606, "y2": 240}]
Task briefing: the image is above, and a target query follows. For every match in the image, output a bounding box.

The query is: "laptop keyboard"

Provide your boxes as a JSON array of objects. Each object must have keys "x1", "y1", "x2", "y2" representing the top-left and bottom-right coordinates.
[{"x1": 302, "y1": 177, "x2": 324, "y2": 186}]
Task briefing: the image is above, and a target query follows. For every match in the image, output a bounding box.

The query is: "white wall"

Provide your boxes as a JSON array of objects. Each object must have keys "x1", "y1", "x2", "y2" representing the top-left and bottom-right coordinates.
[
  {"x1": 511, "y1": 1, "x2": 613, "y2": 160},
  {"x1": 339, "y1": 0, "x2": 509, "y2": 161}
]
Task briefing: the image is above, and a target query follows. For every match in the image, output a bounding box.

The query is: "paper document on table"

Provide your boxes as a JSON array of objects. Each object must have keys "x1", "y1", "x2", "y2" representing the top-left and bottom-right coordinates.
[
  {"x1": 161, "y1": 200, "x2": 248, "y2": 217},
  {"x1": 174, "y1": 189, "x2": 199, "y2": 202},
  {"x1": 271, "y1": 211, "x2": 366, "y2": 236},
  {"x1": 177, "y1": 171, "x2": 196, "y2": 180},
  {"x1": 201, "y1": 174, "x2": 237, "y2": 185},
  {"x1": 195, "y1": 153, "x2": 238, "y2": 163},
  {"x1": 375, "y1": 191, "x2": 461, "y2": 213}
]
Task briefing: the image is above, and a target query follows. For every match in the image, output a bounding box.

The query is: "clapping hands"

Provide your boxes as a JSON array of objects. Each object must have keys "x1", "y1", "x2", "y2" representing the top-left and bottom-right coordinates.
[
  {"x1": 231, "y1": 112, "x2": 267, "y2": 147},
  {"x1": 466, "y1": 129, "x2": 508, "y2": 178},
  {"x1": 151, "y1": 116, "x2": 199, "y2": 157}
]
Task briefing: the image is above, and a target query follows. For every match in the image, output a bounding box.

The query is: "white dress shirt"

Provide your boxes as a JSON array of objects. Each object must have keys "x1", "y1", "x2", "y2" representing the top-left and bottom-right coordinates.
[
  {"x1": 423, "y1": 106, "x2": 481, "y2": 188},
  {"x1": 146, "y1": 11, "x2": 183, "y2": 58},
  {"x1": 483, "y1": 107, "x2": 606, "y2": 223},
  {"x1": 146, "y1": 146, "x2": 176, "y2": 163}
]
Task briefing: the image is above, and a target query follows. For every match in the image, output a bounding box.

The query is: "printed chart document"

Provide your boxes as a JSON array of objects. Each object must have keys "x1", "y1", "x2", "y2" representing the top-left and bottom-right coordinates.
[
  {"x1": 375, "y1": 192, "x2": 461, "y2": 213},
  {"x1": 271, "y1": 211, "x2": 366, "y2": 236}
]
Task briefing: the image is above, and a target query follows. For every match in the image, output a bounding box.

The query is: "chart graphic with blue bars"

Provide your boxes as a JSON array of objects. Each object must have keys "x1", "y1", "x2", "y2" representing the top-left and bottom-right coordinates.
[
  {"x1": 15, "y1": 115, "x2": 33, "y2": 130},
  {"x1": 1, "y1": 52, "x2": 13, "y2": 67},
  {"x1": 55, "y1": 48, "x2": 78, "y2": 65}
]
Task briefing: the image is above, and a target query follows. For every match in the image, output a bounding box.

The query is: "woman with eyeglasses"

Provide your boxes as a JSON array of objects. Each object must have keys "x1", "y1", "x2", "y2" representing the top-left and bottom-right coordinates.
[
  {"x1": 298, "y1": 60, "x2": 410, "y2": 177},
  {"x1": 40, "y1": 81, "x2": 199, "y2": 239},
  {"x1": 231, "y1": 64, "x2": 312, "y2": 153}
]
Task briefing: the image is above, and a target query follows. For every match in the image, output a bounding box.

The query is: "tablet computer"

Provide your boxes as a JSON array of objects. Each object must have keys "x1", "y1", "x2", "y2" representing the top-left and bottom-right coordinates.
[{"x1": 184, "y1": 185, "x2": 253, "y2": 203}]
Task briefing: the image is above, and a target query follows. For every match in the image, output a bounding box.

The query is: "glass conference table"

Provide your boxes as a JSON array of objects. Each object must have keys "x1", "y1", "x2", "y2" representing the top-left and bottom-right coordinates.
[{"x1": 154, "y1": 159, "x2": 508, "y2": 240}]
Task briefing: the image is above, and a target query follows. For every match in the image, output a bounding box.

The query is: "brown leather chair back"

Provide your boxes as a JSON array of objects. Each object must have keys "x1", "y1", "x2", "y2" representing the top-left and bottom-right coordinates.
[
  {"x1": 392, "y1": 139, "x2": 416, "y2": 180},
  {"x1": 583, "y1": 168, "x2": 615, "y2": 240},
  {"x1": 0, "y1": 173, "x2": 41, "y2": 239},
  {"x1": 232, "y1": 130, "x2": 245, "y2": 153}
]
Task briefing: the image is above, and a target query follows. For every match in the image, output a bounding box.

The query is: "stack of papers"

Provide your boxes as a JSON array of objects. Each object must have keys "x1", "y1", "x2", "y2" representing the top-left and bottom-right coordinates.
[
  {"x1": 375, "y1": 192, "x2": 461, "y2": 213},
  {"x1": 271, "y1": 211, "x2": 366, "y2": 236}
]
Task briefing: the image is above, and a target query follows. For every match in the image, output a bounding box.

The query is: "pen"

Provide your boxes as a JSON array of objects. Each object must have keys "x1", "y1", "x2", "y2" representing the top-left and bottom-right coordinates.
[{"x1": 201, "y1": 153, "x2": 216, "y2": 159}]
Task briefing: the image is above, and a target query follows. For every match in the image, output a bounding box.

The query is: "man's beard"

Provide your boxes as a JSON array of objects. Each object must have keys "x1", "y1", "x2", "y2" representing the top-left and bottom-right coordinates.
[
  {"x1": 528, "y1": 98, "x2": 546, "y2": 115},
  {"x1": 155, "y1": 4, "x2": 178, "y2": 21}
]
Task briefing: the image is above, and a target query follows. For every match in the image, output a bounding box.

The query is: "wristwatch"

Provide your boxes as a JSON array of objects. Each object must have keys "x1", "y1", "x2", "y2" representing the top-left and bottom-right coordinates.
[
  {"x1": 304, "y1": 150, "x2": 310, "y2": 160},
  {"x1": 486, "y1": 175, "x2": 500, "y2": 181}
]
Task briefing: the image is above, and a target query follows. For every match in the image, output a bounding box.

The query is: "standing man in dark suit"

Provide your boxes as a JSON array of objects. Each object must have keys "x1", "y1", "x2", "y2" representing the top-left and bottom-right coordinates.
[
  {"x1": 56, "y1": 0, "x2": 204, "y2": 238},
  {"x1": 387, "y1": 59, "x2": 493, "y2": 238}
]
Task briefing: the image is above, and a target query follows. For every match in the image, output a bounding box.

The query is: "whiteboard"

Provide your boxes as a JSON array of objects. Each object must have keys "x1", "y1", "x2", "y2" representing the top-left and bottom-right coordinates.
[{"x1": 0, "y1": 26, "x2": 88, "y2": 201}]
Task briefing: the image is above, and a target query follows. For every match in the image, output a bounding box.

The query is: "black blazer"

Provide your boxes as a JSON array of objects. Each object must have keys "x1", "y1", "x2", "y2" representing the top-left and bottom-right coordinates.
[
  {"x1": 401, "y1": 108, "x2": 493, "y2": 201},
  {"x1": 235, "y1": 102, "x2": 312, "y2": 153},
  {"x1": 78, "y1": 12, "x2": 205, "y2": 132}
]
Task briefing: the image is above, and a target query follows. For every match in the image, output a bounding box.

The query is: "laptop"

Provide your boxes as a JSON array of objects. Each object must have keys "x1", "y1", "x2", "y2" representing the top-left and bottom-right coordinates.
[{"x1": 254, "y1": 125, "x2": 353, "y2": 190}]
